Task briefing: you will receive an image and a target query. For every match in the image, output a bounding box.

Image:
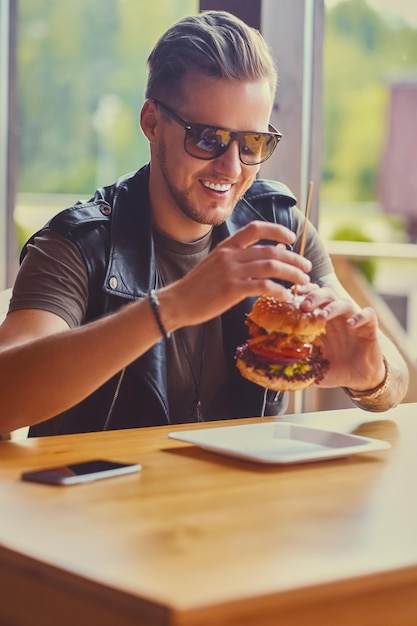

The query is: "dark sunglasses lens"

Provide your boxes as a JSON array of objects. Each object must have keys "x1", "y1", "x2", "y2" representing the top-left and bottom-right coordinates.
[
  {"x1": 184, "y1": 123, "x2": 279, "y2": 164},
  {"x1": 240, "y1": 133, "x2": 278, "y2": 164},
  {"x1": 185, "y1": 126, "x2": 230, "y2": 159}
]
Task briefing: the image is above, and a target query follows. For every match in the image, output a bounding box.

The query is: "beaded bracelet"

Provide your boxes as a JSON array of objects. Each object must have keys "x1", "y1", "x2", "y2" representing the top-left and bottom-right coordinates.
[{"x1": 148, "y1": 289, "x2": 171, "y2": 340}]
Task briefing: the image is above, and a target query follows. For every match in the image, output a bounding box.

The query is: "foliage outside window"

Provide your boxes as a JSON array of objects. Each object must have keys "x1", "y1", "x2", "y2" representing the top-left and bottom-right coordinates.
[{"x1": 18, "y1": 0, "x2": 197, "y2": 195}]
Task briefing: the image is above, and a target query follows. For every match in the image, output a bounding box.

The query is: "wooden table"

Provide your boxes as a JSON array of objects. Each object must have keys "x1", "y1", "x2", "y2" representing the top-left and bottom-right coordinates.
[{"x1": 1, "y1": 404, "x2": 417, "y2": 626}]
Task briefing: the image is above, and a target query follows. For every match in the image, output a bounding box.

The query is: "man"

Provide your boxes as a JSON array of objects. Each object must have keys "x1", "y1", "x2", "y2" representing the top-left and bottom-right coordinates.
[{"x1": 0, "y1": 11, "x2": 408, "y2": 436}]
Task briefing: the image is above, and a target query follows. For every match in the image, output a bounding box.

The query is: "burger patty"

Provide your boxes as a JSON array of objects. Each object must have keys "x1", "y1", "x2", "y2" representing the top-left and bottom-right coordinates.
[
  {"x1": 247, "y1": 331, "x2": 313, "y2": 355},
  {"x1": 235, "y1": 343, "x2": 329, "y2": 384}
]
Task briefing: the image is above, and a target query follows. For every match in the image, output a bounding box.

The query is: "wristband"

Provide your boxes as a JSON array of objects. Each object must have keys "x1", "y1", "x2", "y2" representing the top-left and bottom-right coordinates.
[{"x1": 148, "y1": 289, "x2": 171, "y2": 340}]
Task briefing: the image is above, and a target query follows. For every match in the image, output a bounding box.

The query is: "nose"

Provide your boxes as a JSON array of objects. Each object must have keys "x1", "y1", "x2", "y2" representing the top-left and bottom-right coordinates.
[{"x1": 212, "y1": 140, "x2": 242, "y2": 178}]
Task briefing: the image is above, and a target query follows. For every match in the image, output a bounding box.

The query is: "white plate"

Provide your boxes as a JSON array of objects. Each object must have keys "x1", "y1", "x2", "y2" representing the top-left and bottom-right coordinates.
[{"x1": 168, "y1": 421, "x2": 391, "y2": 465}]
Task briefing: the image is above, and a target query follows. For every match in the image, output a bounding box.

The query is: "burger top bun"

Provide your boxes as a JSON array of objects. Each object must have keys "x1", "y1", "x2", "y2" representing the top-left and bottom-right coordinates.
[{"x1": 248, "y1": 295, "x2": 326, "y2": 338}]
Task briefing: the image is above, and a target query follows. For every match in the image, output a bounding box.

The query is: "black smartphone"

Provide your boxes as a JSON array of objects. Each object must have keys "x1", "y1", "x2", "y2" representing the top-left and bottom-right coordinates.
[{"x1": 21, "y1": 459, "x2": 142, "y2": 486}]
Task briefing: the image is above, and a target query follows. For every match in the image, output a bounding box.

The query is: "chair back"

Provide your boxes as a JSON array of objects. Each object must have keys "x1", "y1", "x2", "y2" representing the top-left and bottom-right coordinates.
[{"x1": 0, "y1": 288, "x2": 14, "y2": 440}]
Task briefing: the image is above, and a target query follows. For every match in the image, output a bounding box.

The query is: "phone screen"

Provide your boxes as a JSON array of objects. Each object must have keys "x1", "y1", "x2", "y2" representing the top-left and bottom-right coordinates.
[{"x1": 21, "y1": 459, "x2": 142, "y2": 485}]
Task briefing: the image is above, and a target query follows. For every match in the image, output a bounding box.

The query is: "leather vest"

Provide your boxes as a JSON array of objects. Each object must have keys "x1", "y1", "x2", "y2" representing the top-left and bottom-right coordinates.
[{"x1": 26, "y1": 165, "x2": 296, "y2": 436}]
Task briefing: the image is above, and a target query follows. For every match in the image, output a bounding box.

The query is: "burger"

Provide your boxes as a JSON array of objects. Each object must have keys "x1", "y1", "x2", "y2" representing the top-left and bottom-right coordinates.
[{"x1": 235, "y1": 295, "x2": 330, "y2": 391}]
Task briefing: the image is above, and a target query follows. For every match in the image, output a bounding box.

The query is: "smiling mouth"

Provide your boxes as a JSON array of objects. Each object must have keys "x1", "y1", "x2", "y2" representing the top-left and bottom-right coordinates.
[{"x1": 201, "y1": 181, "x2": 232, "y2": 192}]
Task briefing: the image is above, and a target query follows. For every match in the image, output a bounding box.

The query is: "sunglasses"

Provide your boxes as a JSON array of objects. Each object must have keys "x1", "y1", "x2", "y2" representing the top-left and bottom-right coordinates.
[{"x1": 153, "y1": 99, "x2": 282, "y2": 166}]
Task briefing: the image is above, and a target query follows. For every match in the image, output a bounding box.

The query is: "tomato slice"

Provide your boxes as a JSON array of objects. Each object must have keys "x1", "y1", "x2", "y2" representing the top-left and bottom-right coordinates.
[{"x1": 250, "y1": 343, "x2": 312, "y2": 362}]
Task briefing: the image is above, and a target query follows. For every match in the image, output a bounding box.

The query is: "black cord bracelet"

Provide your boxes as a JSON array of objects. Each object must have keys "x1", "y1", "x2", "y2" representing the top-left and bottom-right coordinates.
[{"x1": 148, "y1": 289, "x2": 171, "y2": 339}]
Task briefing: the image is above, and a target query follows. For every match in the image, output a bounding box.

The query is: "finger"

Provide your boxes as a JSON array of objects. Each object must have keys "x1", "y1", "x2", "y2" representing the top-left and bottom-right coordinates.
[
  {"x1": 237, "y1": 258, "x2": 312, "y2": 287},
  {"x1": 223, "y1": 244, "x2": 312, "y2": 286},
  {"x1": 221, "y1": 220, "x2": 297, "y2": 250},
  {"x1": 346, "y1": 307, "x2": 379, "y2": 328},
  {"x1": 318, "y1": 298, "x2": 357, "y2": 321},
  {"x1": 294, "y1": 286, "x2": 338, "y2": 312},
  {"x1": 292, "y1": 283, "x2": 320, "y2": 296},
  {"x1": 232, "y1": 279, "x2": 295, "y2": 302},
  {"x1": 237, "y1": 243, "x2": 312, "y2": 274}
]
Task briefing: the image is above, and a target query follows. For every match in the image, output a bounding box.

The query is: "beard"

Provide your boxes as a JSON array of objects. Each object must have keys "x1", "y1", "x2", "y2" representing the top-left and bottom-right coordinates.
[{"x1": 156, "y1": 137, "x2": 252, "y2": 226}]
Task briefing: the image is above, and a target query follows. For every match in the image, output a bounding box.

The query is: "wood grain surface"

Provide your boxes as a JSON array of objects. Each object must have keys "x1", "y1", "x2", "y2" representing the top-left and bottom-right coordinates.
[{"x1": 0, "y1": 404, "x2": 416, "y2": 625}]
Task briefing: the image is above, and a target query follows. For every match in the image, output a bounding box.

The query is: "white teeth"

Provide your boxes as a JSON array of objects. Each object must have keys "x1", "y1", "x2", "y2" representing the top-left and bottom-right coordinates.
[{"x1": 202, "y1": 181, "x2": 231, "y2": 192}]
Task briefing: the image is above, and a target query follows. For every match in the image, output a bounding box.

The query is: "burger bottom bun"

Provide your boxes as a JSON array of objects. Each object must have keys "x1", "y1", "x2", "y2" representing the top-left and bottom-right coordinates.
[{"x1": 236, "y1": 357, "x2": 317, "y2": 392}]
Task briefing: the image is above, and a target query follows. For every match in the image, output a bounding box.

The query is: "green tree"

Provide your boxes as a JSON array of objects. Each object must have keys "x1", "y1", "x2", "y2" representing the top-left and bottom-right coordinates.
[
  {"x1": 322, "y1": 0, "x2": 417, "y2": 202},
  {"x1": 17, "y1": 0, "x2": 197, "y2": 194}
]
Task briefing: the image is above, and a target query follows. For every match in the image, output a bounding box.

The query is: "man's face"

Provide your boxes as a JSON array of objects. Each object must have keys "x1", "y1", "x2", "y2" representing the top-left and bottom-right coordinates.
[{"x1": 147, "y1": 73, "x2": 275, "y2": 238}]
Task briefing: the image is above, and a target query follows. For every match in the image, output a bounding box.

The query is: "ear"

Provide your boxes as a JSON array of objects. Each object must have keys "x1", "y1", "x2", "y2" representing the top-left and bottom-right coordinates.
[{"x1": 140, "y1": 99, "x2": 159, "y2": 141}]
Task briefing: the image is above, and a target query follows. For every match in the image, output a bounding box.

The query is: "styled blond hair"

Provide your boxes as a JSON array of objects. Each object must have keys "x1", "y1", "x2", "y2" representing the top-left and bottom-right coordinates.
[{"x1": 145, "y1": 10, "x2": 278, "y2": 101}]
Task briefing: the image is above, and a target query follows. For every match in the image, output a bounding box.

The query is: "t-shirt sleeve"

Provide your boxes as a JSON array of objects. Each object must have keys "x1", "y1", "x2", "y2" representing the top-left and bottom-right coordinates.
[
  {"x1": 291, "y1": 205, "x2": 334, "y2": 283},
  {"x1": 8, "y1": 230, "x2": 88, "y2": 328}
]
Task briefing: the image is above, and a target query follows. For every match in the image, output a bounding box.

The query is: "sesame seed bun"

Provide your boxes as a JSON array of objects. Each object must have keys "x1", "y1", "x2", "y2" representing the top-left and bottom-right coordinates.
[
  {"x1": 248, "y1": 295, "x2": 326, "y2": 340},
  {"x1": 234, "y1": 295, "x2": 329, "y2": 392}
]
